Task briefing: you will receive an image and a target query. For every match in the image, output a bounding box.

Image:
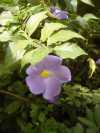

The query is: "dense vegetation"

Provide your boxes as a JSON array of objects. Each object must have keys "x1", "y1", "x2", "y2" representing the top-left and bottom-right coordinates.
[{"x1": 0, "y1": 0, "x2": 100, "y2": 133}]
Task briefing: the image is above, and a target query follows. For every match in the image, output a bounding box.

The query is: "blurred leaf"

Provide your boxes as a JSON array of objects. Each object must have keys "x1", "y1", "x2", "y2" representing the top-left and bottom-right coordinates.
[
  {"x1": 93, "y1": 93, "x2": 100, "y2": 104},
  {"x1": 78, "y1": 117, "x2": 96, "y2": 128},
  {"x1": 86, "y1": 108, "x2": 94, "y2": 122},
  {"x1": 30, "y1": 104, "x2": 39, "y2": 120},
  {"x1": 5, "y1": 101, "x2": 21, "y2": 114},
  {"x1": 0, "y1": 11, "x2": 14, "y2": 26},
  {"x1": 86, "y1": 127, "x2": 99, "y2": 133},
  {"x1": 47, "y1": 30, "x2": 85, "y2": 45},
  {"x1": 87, "y1": 58, "x2": 96, "y2": 78},
  {"x1": 38, "y1": 112, "x2": 46, "y2": 122},
  {"x1": 80, "y1": 0, "x2": 94, "y2": 7},
  {"x1": 94, "y1": 105, "x2": 100, "y2": 126},
  {"x1": 0, "y1": 31, "x2": 11, "y2": 42},
  {"x1": 83, "y1": 13, "x2": 98, "y2": 22},
  {"x1": 21, "y1": 46, "x2": 51, "y2": 67},
  {"x1": 71, "y1": 0, "x2": 77, "y2": 12},
  {"x1": 25, "y1": 11, "x2": 47, "y2": 36},
  {"x1": 54, "y1": 42, "x2": 87, "y2": 59},
  {"x1": 73, "y1": 123, "x2": 84, "y2": 133},
  {"x1": 41, "y1": 22, "x2": 66, "y2": 42}
]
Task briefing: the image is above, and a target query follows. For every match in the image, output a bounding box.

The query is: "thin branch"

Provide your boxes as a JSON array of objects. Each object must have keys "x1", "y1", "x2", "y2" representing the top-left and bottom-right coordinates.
[{"x1": 0, "y1": 90, "x2": 33, "y2": 103}]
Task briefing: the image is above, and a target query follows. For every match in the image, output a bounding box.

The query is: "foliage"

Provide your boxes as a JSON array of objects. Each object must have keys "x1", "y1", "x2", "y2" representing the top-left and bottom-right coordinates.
[{"x1": 0, "y1": 0, "x2": 100, "y2": 133}]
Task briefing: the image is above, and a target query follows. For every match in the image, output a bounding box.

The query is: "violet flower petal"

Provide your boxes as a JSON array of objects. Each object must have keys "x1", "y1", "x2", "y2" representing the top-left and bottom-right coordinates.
[
  {"x1": 96, "y1": 58, "x2": 100, "y2": 64},
  {"x1": 26, "y1": 76, "x2": 45, "y2": 95},
  {"x1": 55, "y1": 66, "x2": 71, "y2": 83},
  {"x1": 34, "y1": 55, "x2": 62, "y2": 71},
  {"x1": 43, "y1": 77, "x2": 61, "y2": 100},
  {"x1": 55, "y1": 11, "x2": 68, "y2": 20},
  {"x1": 50, "y1": 7, "x2": 68, "y2": 20},
  {"x1": 26, "y1": 65, "x2": 42, "y2": 76}
]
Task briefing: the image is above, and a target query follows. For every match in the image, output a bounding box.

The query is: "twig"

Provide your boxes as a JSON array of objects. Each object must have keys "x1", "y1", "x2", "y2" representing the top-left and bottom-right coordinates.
[{"x1": 0, "y1": 90, "x2": 33, "y2": 103}]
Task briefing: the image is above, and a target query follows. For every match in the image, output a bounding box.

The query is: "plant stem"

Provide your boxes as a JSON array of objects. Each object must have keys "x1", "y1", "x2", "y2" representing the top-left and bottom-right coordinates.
[{"x1": 0, "y1": 90, "x2": 32, "y2": 103}]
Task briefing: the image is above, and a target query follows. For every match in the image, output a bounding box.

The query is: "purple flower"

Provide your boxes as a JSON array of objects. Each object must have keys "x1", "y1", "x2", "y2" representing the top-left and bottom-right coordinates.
[
  {"x1": 25, "y1": 55, "x2": 71, "y2": 102},
  {"x1": 96, "y1": 58, "x2": 100, "y2": 65},
  {"x1": 50, "y1": 7, "x2": 68, "y2": 20}
]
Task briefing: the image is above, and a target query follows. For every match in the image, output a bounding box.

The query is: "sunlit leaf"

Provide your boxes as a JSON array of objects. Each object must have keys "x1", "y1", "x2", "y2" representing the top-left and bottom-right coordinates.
[
  {"x1": 83, "y1": 13, "x2": 98, "y2": 22},
  {"x1": 87, "y1": 58, "x2": 96, "y2": 78},
  {"x1": 0, "y1": 11, "x2": 14, "y2": 25},
  {"x1": 80, "y1": 0, "x2": 94, "y2": 6},
  {"x1": 21, "y1": 46, "x2": 51, "y2": 67},
  {"x1": 54, "y1": 42, "x2": 87, "y2": 59},
  {"x1": 71, "y1": 0, "x2": 77, "y2": 12},
  {"x1": 0, "y1": 31, "x2": 11, "y2": 42},
  {"x1": 25, "y1": 11, "x2": 47, "y2": 36},
  {"x1": 47, "y1": 30, "x2": 85, "y2": 45},
  {"x1": 41, "y1": 22, "x2": 66, "y2": 42},
  {"x1": 4, "y1": 38, "x2": 30, "y2": 68}
]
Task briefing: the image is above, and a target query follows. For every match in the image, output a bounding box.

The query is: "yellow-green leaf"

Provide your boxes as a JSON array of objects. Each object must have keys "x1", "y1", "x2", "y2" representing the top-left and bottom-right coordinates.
[
  {"x1": 47, "y1": 30, "x2": 85, "y2": 45},
  {"x1": 41, "y1": 22, "x2": 66, "y2": 42},
  {"x1": 54, "y1": 42, "x2": 87, "y2": 59},
  {"x1": 25, "y1": 11, "x2": 47, "y2": 36},
  {"x1": 87, "y1": 58, "x2": 96, "y2": 78},
  {"x1": 21, "y1": 47, "x2": 51, "y2": 67},
  {"x1": 80, "y1": 0, "x2": 94, "y2": 7}
]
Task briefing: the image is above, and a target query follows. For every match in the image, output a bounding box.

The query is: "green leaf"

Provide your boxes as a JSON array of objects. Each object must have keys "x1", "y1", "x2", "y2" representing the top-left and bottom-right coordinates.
[
  {"x1": 78, "y1": 117, "x2": 96, "y2": 128},
  {"x1": 21, "y1": 46, "x2": 51, "y2": 67},
  {"x1": 5, "y1": 101, "x2": 21, "y2": 114},
  {"x1": 83, "y1": 14, "x2": 98, "y2": 22},
  {"x1": 71, "y1": 0, "x2": 77, "y2": 12},
  {"x1": 94, "y1": 105, "x2": 100, "y2": 126},
  {"x1": 93, "y1": 93, "x2": 100, "y2": 104},
  {"x1": 0, "y1": 11, "x2": 14, "y2": 26},
  {"x1": 54, "y1": 43, "x2": 87, "y2": 59},
  {"x1": 41, "y1": 22, "x2": 66, "y2": 42},
  {"x1": 86, "y1": 108, "x2": 94, "y2": 122},
  {"x1": 80, "y1": 0, "x2": 94, "y2": 6},
  {"x1": 25, "y1": 11, "x2": 47, "y2": 36},
  {"x1": 47, "y1": 30, "x2": 85, "y2": 45},
  {"x1": 87, "y1": 58, "x2": 96, "y2": 78},
  {"x1": 30, "y1": 104, "x2": 39, "y2": 121},
  {"x1": 86, "y1": 127, "x2": 99, "y2": 133},
  {"x1": 73, "y1": 123, "x2": 84, "y2": 133},
  {"x1": 0, "y1": 31, "x2": 11, "y2": 42},
  {"x1": 5, "y1": 39, "x2": 29, "y2": 66}
]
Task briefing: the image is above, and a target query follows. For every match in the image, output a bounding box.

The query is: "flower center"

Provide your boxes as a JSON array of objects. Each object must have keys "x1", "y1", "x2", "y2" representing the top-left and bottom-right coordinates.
[{"x1": 40, "y1": 70, "x2": 50, "y2": 78}]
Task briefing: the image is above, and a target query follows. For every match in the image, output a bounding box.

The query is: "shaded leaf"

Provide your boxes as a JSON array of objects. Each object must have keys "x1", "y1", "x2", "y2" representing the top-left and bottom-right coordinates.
[
  {"x1": 94, "y1": 105, "x2": 100, "y2": 126},
  {"x1": 5, "y1": 101, "x2": 21, "y2": 114},
  {"x1": 73, "y1": 123, "x2": 84, "y2": 133},
  {"x1": 78, "y1": 117, "x2": 96, "y2": 128}
]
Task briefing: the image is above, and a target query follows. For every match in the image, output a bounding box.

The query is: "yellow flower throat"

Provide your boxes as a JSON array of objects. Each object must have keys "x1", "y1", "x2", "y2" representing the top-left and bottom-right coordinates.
[{"x1": 40, "y1": 70, "x2": 49, "y2": 78}]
